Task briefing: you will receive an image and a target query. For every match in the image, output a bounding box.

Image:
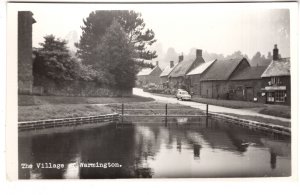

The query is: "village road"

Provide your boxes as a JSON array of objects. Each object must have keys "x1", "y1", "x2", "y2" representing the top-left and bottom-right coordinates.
[{"x1": 133, "y1": 88, "x2": 291, "y2": 123}]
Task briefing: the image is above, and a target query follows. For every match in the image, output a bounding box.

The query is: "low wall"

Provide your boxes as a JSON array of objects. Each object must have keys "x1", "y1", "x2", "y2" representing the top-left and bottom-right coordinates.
[
  {"x1": 18, "y1": 113, "x2": 120, "y2": 131},
  {"x1": 209, "y1": 112, "x2": 290, "y2": 136},
  {"x1": 33, "y1": 76, "x2": 132, "y2": 97}
]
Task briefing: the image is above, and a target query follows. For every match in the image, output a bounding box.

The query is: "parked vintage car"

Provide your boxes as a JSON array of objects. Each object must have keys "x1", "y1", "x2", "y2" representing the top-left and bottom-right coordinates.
[{"x1": 175, "y1": 89, "x2": 192, "y2": 101}]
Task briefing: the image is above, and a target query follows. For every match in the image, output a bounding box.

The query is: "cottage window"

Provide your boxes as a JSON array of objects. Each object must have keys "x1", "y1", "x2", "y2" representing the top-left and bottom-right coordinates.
[
  {"x1": 267, "y1": 92, "x2": 275, "y2": 102},
  {"x1": 275, "y1": 91, "x2": 286, "y2": 102},
  {"x1": 271, "y1": 77, "x2": 282, "y2": 85}
]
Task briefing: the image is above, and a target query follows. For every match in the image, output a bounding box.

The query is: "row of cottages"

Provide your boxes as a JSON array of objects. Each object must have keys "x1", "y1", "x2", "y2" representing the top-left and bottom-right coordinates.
[
  {"x1": 136, "y1": 62, "x2": 162, "y2": 87},
  {"x1": 194, "y1": 58, "x2": 268, "y2": 101},
  {"x1": 185, "y1": 44, "x2": 290, "y2": 105},
  {"x1": 168, "y1": 49, "x2": 205, "y2": 91},
  {"x1": 158, "y1": 44, "x2": 290, "y2": 105}
]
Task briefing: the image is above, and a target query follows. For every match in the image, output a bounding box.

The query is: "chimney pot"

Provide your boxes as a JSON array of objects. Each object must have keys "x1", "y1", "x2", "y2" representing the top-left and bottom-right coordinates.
[
  {"x1": 273, "y1": 44, "x2": 279, "y2": 61},
  {"x1": 178, "y1": 55, "x2": 184, "y2": 63},
  {"x1": 196, "y1": 49, "x2": 202, "y2": 58},
  {"x1": 170, "y1": 61, "x2": 174, "y2": 68}
]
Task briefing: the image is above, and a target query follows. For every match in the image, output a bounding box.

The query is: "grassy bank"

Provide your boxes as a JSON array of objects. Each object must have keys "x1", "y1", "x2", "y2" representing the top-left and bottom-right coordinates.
[
  {"x1": 19, "y1": 94, "x2": 154, "y2": 106},
  {"x1": 107, "y1": 102, "x2": 203, "y2": 116},
  {"x1": 258, "y1": 105, "x2": 291, "y2": 119},
  {"x1": 18, "y1": 95, "x2": 155, "y2": 121},
  {"x1": 215, "y1": 112, "x2": 290, "y2": 128},
  {"x1": 18, "y1": 104, "x2": 114, "y2": 122},
  {"x1": 191, "y1": 97, "x2": 266, "y2": 109}
]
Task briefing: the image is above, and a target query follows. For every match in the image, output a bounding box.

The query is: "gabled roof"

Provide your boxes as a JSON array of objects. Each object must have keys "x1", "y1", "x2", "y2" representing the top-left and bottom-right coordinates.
[
  {"x1": 160, "y1": 63, "x2": 177, "y2": 77},
  {"x1": 137, "y1": 66, "x2": 161, "y2": 76},
  {"x1": 169, "y1": 57, "x2": 205, "y2": 78},
  {"x1": 230, "y1": 65, "x2": 268, "y2": 80},
  {"x1": 137, "y1": 68, "x2": 153, "y2": 76},
  {"x1": 261, "y1": 58, "x2": 290, "y2": 77},
  {"x1": 187, "y1": 59, "x2": 216, "y2": 76},
  {"x1": 200, "y1": 58, "x2": 245, "y2": 81}
]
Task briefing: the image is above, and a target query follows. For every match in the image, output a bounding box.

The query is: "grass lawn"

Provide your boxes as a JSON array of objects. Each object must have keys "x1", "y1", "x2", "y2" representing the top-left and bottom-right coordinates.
[
  {"x1": 215, "y1": 112, "x2": 291, "y2": 128},
  {"x1": 258, "y1": 105, "x2": 291, "y2": 119},
  {"x1": 19, "y1": 94, "x2": 154, "y2": 106},
  {"x1": 18, "y1": 104, "x2": 114, "y2": 122},
  {"x1": 107, "y1": 101, "x2": 204, "y2": 116},
  {"x1": 18, "y1": 95, "x2": 155, "y2": 121},
  {"x1": 191, "y1": 96, "x2": 266, "y2": 109}
]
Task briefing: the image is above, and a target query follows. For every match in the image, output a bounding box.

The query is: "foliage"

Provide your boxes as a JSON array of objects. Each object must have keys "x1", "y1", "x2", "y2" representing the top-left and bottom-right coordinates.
[
  {"x1": 33, "y1": 35, "x2": 96, "y2": 81},
  {"x1": 94, "y1": 20, "x2": 136, "y2": 89},
  {"x1": 33, "y1": 35, "x2": 78, "y2": 80},
  {"x1": 250, "y1": 51, "x2": 272, "y2": 67},
  {"x1": 75, "y1": 10, "x2": 157, "y2": 69}
]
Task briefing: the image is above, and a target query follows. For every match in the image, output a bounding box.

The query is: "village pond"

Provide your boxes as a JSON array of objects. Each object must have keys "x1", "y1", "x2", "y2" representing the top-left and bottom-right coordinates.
[{"x1": 18, "y1": 117, "x2": 291, "y2": 179}]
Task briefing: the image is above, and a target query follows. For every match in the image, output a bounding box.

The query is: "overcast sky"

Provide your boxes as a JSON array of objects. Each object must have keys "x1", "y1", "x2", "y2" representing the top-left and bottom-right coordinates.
[{"x1": 28, "y1": 3, "x2": 290, "y2": 59}]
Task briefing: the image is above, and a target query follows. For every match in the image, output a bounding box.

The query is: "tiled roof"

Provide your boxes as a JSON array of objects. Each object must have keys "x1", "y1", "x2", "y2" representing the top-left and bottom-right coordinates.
[
  {"x1": 200, "y1": 58, "x2": 245, "y2": 81},
  {"x1": 261, "y1": 58, "x2": 290, "y2": 77},
  {"x1": 150, "y1": 66, "x2": 162, "y2": 76},
  {"x1": 230, "y1": 66, "x2": 268, "y2": 80},
  {"x1": 137, "y1": 66, "x2": 161, "y2": 76},
  {"x1": 187, "y1": 60, "x2": 216, "y2": 76},
  {"x1": 160, "y1": 64, "x2": 177, "y2": 77},
  {"x1": 169, "y1": 57, "x2": 205, "y2": 78},
  {"x1": 137, "y1": 68, "x2": 153, "y2": 76}
]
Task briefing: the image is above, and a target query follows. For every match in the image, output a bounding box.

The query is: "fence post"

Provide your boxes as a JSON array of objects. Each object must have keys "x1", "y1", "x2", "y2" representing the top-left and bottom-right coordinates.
[
  {"x1": 206, "y1": 104, "x2": 209, "y2": 128},
  {"x1": 165, "y1": 104, "x2": 168, "y2": 127},
  {"x1": 206, "y1": 104, "x2": 209, "y2": 116},
  {"x1": 121, "y1": 103, "x2": 124, "y2": 123},
  {"x1": 165, "y1": 104, "x2": 168, "y2": 117}
]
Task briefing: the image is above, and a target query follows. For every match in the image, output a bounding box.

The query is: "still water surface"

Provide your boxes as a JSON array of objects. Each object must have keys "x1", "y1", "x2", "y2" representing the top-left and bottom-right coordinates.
[{"x1": 19, "y1": 117, "x2": 291, "y2": 179}]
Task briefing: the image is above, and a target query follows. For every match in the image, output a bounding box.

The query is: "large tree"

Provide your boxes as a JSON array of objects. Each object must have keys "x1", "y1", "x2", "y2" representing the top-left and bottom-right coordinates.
[
  {"x1": 33, "y1": 35, "x2": 95, "y2": 82},
  {"x1": 75, "y1": 10, "x2": 157, "y2": 68},
  {"x1": 94, "y1": 20, "x2": 136, "y2": 89},
  {"x1": 33, "y1": 35, "x2": 79, "y2": 81}
]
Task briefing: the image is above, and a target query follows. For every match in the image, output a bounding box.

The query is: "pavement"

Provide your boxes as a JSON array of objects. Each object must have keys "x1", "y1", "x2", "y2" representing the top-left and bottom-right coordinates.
[{"x1": 133, "y1": 88, "x2": 291, "y2": 123}]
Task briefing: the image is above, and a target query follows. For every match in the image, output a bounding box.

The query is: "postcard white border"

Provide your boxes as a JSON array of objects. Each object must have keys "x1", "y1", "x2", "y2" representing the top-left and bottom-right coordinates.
[{"x1": 5, "y1": 0, "x2": 299, "y2": 184}]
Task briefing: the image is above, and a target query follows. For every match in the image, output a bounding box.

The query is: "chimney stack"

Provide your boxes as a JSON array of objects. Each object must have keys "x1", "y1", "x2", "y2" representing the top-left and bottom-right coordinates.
[
  {"x1": 196, "y1": 49, "x2": 202, "y2": 58},
  {"x1": 170, "y1": 61, "x2": 174, "y2": 68},
  {"x1": 273, "y1": 44, "x2": 279, "y2": 61},
  {"x1": 178, "y1": 55, "x2": 184, "y2": 63},
  {"x1": 156, "y1": 61, "x2": 159, "y2": 66}
]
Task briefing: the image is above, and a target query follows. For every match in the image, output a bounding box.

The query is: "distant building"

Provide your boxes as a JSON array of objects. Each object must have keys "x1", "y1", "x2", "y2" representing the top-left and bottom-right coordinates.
[
  {"x1": 160, "y1": 61, "x2": 176, "y2": 87},
  {"x1": 261, "y1": 45, "x2": 290, "y2": 105},
  {"x1": 136, "y1": 63, "x2": 162, "y2": 87},
  {"x1": 186, "y1": 59, "x2": 216, "y2": 96},
  {"x1": 169, "y1": 49, "x2": 205, "y2": 92},
  {"x1": 18, "y1": 11, "x2": 36, "y2": 94}
]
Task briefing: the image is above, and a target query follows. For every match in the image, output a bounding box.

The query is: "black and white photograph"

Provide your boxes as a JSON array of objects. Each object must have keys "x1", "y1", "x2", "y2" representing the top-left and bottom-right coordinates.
[{"x1": 5, "y1": 1, "x2": 298, "y2": 181}]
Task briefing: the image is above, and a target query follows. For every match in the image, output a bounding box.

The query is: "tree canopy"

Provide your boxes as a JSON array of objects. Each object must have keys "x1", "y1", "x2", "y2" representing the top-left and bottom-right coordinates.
[
  {"x1": 94, "y1": 20, "x2": 136, "y2": 89},
  {"x1": 33, "y1": 35, "x2": 95, "y2": 81},
  {"x1": 75, "y1": 10, "x2": 157, "y2": 68}
]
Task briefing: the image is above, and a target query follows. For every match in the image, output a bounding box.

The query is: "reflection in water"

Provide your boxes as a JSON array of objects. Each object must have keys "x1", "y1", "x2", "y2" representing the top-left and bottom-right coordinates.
[
  {"x1": 19, "y1": 118, "x2": 291, "y2": 179},
  {"x1": 270, "y1": 152, "x2": 277, "y2": 169},
  {"x1": 193, "y1": 144, "x2": 201, "y2": 160}
]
